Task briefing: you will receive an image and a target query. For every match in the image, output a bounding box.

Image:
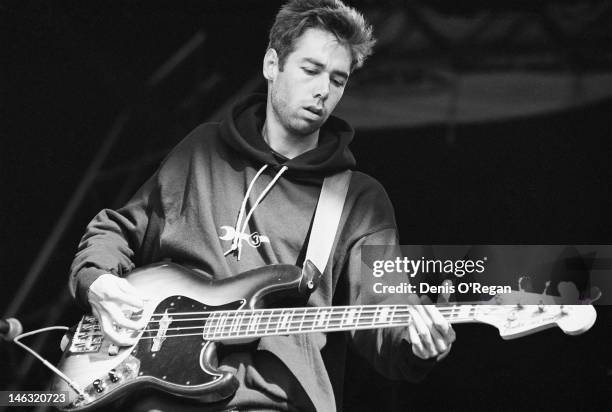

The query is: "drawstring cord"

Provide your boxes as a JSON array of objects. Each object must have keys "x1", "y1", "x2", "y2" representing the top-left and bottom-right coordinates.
[
  {"x1": 224, "y1": 165, "x2": 288, "y2": 260},
  {"x1": 224, "y1": 164, "x2": 269, "y2": 257}
]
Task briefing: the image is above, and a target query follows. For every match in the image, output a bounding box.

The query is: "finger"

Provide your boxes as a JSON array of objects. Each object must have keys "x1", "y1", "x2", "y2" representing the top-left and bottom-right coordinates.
[
  {"x1": 422, "y1": 304, "x2": 456, "y2": 343},
  {"x1": 89, "y1": 275, "x2": 144, "y2": 309},
  {"x1": 101, "y1": 301, "x2": 147, "y2": 330},
  {"x1": 408, "y1": 323, "x2": 427, "y2": 359},
  {"x1": 111, "y1": 281, "x2": 145, "y2": 309},
  {"x1": 410, "y1": 306, "x2": 438, "y2": 358},
  {"x1": 117, "y1": 278, "x2": 148, "y2": 304},
  {"x1": 437, "y1": 343, "x2": 452, "y2": 361},
  {"x1": 427, "y1": 321, "x2": 448, "y2": 353},
  {"x1": 92, "y1": 303, "x2": 138, "y2": 346}
]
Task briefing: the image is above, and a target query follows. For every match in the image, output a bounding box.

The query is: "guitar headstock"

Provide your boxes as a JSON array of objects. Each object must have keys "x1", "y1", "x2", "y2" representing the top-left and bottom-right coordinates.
[{"x1": 473, "y1": 291, "x2": 597, "y2": 339}]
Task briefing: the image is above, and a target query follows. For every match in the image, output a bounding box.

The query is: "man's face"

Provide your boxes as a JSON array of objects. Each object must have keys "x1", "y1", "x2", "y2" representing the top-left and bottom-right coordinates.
[{"x1": 266, "y1": 28, "x2": 352, "y2": 136}]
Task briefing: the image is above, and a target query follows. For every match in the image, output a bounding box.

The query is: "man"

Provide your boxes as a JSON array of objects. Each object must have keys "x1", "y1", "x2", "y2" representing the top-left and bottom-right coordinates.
[{"x1": 69, "y1": 1, "x2": 455, "y2": 411}]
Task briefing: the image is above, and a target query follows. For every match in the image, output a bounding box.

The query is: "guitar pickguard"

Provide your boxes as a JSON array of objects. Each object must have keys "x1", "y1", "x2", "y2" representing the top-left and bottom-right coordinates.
[{"x1": 134, "y1": 296, "x2": 244, "y2": 387}]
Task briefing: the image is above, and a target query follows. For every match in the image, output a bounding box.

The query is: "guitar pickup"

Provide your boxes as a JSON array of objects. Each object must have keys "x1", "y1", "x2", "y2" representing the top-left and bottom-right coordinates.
[{"x1": 151, "y1": 310, "x2": 172, "y2": 352}]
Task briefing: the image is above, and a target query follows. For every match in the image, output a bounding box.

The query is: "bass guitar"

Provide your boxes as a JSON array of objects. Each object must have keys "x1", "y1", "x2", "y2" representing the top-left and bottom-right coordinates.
[{"x1": 51, "y1": 261, "x2": 596, "y2": 410}]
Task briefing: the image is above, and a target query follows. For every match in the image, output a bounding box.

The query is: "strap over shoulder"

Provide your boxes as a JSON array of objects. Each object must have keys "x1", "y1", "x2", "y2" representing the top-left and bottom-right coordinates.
[{"x1": 304, "y1": 170, "x2": 352, "y2": 274}]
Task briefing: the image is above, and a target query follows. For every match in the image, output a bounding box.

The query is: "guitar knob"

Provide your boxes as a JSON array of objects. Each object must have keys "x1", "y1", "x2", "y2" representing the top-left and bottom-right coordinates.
[
  {"x1": 108, "y1": 369, "x2": 122, "y2": 383},
  {"x1": 92, "y1": 379, "x2": 106, "y2": 393}
]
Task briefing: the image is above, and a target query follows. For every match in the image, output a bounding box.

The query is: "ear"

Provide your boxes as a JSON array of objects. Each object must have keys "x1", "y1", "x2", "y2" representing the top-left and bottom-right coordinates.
[{"x1": 263, "y1": 48, "x2": 279, "y2": 81}]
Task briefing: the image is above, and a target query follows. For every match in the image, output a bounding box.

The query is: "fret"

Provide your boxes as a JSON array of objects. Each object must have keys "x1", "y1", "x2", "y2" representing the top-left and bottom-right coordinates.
[
  {"x1": 242, "y1": 311, "x2": 251, "y2": 333},
  {"x1": 325, "y1": 309, "x2": 333, "y2": 330},
  {"x1": 371, "y1": 307, "x2": 380, "y2": 326},
  {"x1": 201, "y1": 315, "x2": 208, "y2": 339},
  {"x1": 332, "y1": 308, "x2": 343, "y2": 329},
  {"x1": 228, "y1": 313, "x2": 236, "y2": 334},
  {"x1": 346, "y1": 307, "x2": 358, "y2": 326},
  {"x1": 249, "y1": 311, "x2": 259, "y2": 333},
  {"x1": 218, "y1": 312, "x2": 229, "y2": 337},
  {"x1": 389, "y1": 305, "x2": 401, "y2": 323},
  {"x1": 312, "y1": 308, "x2": 322, "y2": 331},
  {"x1": 274, "y1": 310, "x2": 281, "y2": 333},
  {"x1": 265, "y1": 309, "x2": 273, "y2": 335},
  {"x1": 316, "y1": 309, "x2": 327, "y2": 329},
  {"x1": 356, "y1": 306, "x2": 364, "y2": 326},
  {"x1": 389, "y1": 306, "x2": 396, "y2": 324},
  {"x1": 255, "y1": 310, "x2": 264, "y2": 334},
  {"x1": 284, "y1": 309, "x2": 291, "y2": 332},
  {"x1": 211, "y1": 312, "x2": 221, "y2": 338},
  {"x1": 299, "y1": 308, "x2": 307, "y2": 332},
  {"x1": 288, "y1": 309, "x2": 298, "y2": 332},
  {"x1": 229, "y1": 312, "x2": 238, "y2": 334},
  {"x1": 378, "y1": 306, "x2": 389, "y2": 324},
  {"x1": 275, "y1": 310, "x2": 283, "y2": 333},
  {"x1": 281, "y1": 310, "x2": 290, "y2": 331},
  {"x1": 235, "y1": 312, "x2": 245, "y2": 334},
  {"x1": 202, "y1": 313, "x2": 211, "y2": 339},
  {"x1": 340, "y1": 307, "x2": 349, "y2": 327}
]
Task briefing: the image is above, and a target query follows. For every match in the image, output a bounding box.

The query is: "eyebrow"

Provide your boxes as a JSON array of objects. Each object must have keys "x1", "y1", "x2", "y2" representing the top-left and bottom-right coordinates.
[{"x1": 302, "y1": 58, "x2": 349, "y2": 80}]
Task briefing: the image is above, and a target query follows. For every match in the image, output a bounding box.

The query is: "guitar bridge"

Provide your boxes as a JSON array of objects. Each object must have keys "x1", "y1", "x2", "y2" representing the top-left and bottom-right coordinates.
[{"x1": 68, "y1": 315, "x2": 104, "y2": 353}]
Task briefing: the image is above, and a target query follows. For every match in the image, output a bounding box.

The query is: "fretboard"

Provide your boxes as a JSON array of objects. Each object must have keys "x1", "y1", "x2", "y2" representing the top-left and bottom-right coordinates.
[{"x1": 196, "y1": 304, "x2": 478, "y2": 340}]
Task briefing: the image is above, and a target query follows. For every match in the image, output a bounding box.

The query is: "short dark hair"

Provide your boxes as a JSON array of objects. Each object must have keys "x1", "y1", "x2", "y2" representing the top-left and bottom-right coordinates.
[{"x1": 268, "y1": 0, "x2": 376, "y2": 71}]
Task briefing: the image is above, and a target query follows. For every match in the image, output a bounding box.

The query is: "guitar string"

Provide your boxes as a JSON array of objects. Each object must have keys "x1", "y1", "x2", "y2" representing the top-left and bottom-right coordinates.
[
  {"x1": 126, "y1": 313, "x2": 479, "y2": 341},
  {"x1": 75, "y1": 307, "x2": 483, "y2": 339},
  {"x1": 123, "y1": 305, "x2": 559, "y2": 339},
  {"x1": 143, "y1": 305, "x2": 479, "y2": 319},
  {"x1": 141, "y1": 299, "x2": 496, "y2": 318},
  {"x1": 106, "y1": 307, "x2": 480, "y2": 336},
  {"x1": 137, "y1": 313, "x2": 416, "y2": 334},
  {"x1": 109, "y1": 310, "x2": 479, "y2": 338},
  {"x1": 140, "y1": 307, "x2": 475, "y2": 326}
]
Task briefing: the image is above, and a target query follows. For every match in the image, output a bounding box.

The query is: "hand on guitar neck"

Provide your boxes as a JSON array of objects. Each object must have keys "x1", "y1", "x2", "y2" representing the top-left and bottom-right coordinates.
[
  {"x1": 87, "y1": 274, "x2": 149, "y2": 346},
  {"x1": 406, "y1": 294, "x2": 456, "y2": 361}
]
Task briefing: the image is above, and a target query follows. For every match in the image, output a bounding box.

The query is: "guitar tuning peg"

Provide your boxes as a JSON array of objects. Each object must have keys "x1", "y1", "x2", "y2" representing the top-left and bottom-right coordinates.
[
  {"x1": 518, "y1": 276, "x2": 533, "y2": 293},
  {"x1": 533, "y1": 281, "x2": 552, "y2": 312},
  {"x1": 542, "y1": 281, "x2": 551, "y2": 295}
]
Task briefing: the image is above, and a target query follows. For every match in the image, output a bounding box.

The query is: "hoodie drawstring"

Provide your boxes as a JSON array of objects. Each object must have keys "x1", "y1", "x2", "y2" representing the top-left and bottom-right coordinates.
[{"x1": 224, "y1": 165, "x2": 288, "y2": 260}]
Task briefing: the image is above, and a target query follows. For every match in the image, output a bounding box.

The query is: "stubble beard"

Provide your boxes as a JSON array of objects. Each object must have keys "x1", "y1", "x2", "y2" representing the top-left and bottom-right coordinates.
[{"x1": 270, "y1": 88, "x2": 323, "y2": 137}]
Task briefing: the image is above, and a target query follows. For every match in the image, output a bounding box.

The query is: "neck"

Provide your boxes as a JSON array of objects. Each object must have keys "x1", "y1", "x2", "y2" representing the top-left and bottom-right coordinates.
[
  {"x1": 262, "y1": 112, "x2": 319, "y2": 160},
  {"x1": 192, "y1": 304, "x2": 480, "y2": 341}
]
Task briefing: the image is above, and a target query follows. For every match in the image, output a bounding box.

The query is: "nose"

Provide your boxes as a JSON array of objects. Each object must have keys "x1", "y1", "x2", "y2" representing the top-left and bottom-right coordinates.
[{"x1": 313, "y1": 76, "x2": 330, "y2": 101}]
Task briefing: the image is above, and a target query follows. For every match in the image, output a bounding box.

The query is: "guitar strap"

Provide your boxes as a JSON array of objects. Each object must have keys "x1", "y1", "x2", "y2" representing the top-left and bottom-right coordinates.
[{"x1": 304, "y1": 170, "x2": 352, "y2": 274}]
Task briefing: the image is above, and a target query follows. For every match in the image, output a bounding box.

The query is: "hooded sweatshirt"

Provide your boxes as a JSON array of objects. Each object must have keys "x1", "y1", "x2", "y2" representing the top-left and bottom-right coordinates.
[{"x1": 70, "y1": 94, "x2": 434, "y2": 411}]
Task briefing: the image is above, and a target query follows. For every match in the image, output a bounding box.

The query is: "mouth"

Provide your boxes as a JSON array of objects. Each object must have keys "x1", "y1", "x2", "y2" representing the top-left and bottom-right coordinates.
[{"x1": 304, "y1": 106, "x2": 324, "y2": 117}]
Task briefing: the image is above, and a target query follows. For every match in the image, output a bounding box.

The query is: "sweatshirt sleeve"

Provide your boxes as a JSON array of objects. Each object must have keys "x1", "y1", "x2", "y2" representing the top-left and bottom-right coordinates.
[
  {"x1": 343, "y1": 227, "x2": 437, "y2": 381},
  {"x1": 68, "y1": 173, "x2": 160, "y2": 309}
]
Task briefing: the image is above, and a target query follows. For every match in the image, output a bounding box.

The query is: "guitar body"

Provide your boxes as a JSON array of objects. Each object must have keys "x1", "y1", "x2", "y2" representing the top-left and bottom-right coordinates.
[{"x1": 51, "y1": 261, "x2": 320, "y2": 411}]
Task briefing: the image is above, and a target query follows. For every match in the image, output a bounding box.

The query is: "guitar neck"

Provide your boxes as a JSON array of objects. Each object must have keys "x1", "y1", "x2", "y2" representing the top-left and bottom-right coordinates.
[{"x1": 201, "y1": 304, "x2": 478, "y2": 340}]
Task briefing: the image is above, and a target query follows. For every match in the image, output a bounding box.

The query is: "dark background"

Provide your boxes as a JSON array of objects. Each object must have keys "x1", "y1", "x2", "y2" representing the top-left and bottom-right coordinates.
[{"x1": 2, "y1": 1, "x2": 611, "y2": 411}]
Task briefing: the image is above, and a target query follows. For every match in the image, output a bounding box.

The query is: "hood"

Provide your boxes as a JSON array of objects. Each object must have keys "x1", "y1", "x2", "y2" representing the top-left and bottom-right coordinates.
[{"x1": 220, "y1": 94, "x2": 356, "y2": 178}]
